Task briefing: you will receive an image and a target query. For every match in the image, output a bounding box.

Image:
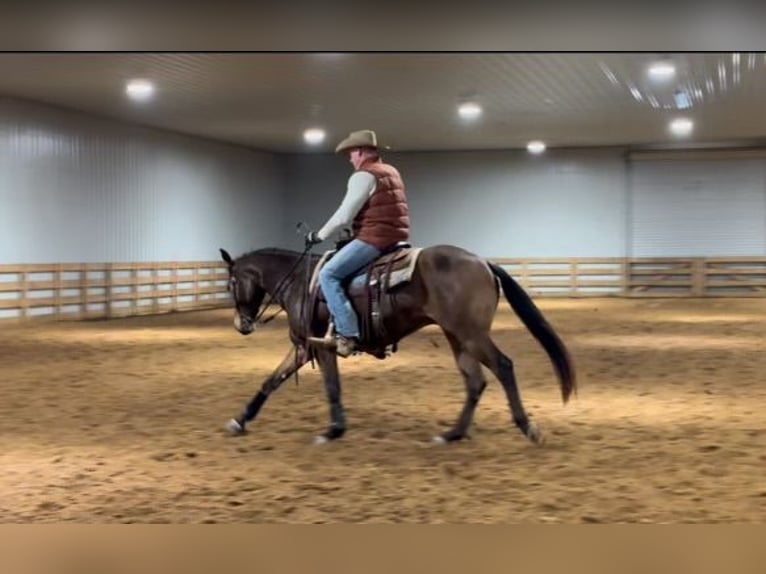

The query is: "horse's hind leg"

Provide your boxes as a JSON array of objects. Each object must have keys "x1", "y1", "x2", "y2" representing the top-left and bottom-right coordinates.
[
  {"x1": 435, "y1": 332, "x2": 487, "y2": 443},
  {"x1": 463, "y1": 335, "x2": 543, "y2": 445}
]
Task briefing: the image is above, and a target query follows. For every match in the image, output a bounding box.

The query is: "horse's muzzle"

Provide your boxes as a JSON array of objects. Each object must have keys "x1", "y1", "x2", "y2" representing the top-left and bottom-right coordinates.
[{"x1": 233, "y1": 313, "x2": 256, "y2": 335}]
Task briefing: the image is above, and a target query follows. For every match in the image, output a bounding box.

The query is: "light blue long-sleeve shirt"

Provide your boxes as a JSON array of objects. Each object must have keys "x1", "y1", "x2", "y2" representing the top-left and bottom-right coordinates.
[{"x1": 316, "y1": 171, "x2": 377, "y2": 241}]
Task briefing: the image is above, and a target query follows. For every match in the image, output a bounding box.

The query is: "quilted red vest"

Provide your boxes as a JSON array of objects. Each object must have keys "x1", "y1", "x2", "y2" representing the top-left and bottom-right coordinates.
[{"x1": 352, "y1": 158, "x2": 410, "y2": 250}]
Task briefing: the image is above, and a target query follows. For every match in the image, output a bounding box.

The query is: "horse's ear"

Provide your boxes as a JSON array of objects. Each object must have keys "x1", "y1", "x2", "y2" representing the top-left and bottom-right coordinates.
[{"x1": 220, "y1": 248, "x2": 233, "y2": 266}]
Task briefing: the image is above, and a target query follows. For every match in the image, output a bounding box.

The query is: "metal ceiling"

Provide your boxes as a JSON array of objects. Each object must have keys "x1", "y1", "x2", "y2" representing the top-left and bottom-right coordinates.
[{"x1": 1, "y1": 53, "x2": 764, "y2": 154}]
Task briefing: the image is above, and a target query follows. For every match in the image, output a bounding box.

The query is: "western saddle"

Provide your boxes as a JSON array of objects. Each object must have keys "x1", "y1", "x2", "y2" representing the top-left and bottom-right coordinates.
[{"x1": 306, "y1": 240, "x2": 422, "y2": 358}]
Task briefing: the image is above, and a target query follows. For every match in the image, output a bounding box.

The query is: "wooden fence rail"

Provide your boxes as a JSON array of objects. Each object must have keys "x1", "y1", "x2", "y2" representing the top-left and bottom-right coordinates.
[
  {"x1": 2, "y1": 256, "x2": 766, "y2": 322},
  {"x1": 0, "y1": 261, "x2": 231, "y2": 322},
  {"x1": 491, "y1": 257, "x2": 766, "y2": 298}
]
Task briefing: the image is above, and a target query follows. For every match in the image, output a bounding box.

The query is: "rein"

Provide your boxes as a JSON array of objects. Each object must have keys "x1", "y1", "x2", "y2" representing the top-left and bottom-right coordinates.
[
  {"x1": 252, "y1": 243, "x2": 313, "y2": 326},
  {"x1": 247, "y1": 226, "x2": 319, "y2": 386}
]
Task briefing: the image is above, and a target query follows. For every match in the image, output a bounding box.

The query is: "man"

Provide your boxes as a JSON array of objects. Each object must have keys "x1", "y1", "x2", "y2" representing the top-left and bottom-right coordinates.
[{"x1": 305, "y1": 129, "x2": 410, "y2": 357}]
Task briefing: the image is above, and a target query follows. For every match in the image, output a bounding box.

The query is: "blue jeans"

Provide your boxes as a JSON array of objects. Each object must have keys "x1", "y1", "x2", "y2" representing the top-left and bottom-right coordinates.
[{"x1": 318, "y1": 238, "x2": 382, "y2": 339}]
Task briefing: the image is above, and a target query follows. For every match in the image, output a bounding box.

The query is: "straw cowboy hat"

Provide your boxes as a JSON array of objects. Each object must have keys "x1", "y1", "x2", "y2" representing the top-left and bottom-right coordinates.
[{"x1": 335, "y1": 129, "x2": 387, "y2": 154}]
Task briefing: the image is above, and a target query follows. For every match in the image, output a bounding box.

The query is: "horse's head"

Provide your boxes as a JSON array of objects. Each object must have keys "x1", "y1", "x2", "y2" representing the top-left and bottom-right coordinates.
[{"x1": 220, "y1": 248, "x2": 266, "y2": 336}]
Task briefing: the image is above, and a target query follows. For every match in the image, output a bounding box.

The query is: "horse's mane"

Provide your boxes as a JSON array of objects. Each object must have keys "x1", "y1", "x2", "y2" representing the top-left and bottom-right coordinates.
[
  {"x1": 241, "y1": 247, "x2": 301, "y2": 258},
  {"x1": 237, "y1": 246, "x2": 320, "y2": 264}
]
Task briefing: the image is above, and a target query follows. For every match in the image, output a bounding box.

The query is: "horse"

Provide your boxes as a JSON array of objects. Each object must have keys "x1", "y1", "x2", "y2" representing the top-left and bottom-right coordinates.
[{"x1": 218, "y1": 242, "x2": 576, "y2": 445}]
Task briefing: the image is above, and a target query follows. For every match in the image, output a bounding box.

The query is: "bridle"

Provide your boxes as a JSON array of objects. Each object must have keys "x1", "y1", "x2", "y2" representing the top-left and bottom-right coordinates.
[
  {"x1": 252, "y1": 243, "x2": 313, "y2": 326},
  {"x1": 229, "y1": 222, "x2": 318, "y2": 331}
]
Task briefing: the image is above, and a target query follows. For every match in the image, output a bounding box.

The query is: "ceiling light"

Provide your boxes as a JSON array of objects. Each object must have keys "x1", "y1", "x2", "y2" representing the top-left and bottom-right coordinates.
[
  {"x1": 673, "y1": 90, "x2": 691, "y2": 109},
  {"x1": 125, "y1": 79, "x2": 154, "y2": 101},
  {"x1": 458, "y1": 102, "x2": 482, "y2": 120},
  {"x1": 527, "y1": 140, "x2": 546, "y2": 154},
  {"x1": 648, "y1": 61, "x2": 676, "y2": 81},
  {"x1": 669, "y1": 118, "x2": 694, "y2": 137},
  {"x1": 303, "y1": 128, "x2": 326, "y2": 145}
]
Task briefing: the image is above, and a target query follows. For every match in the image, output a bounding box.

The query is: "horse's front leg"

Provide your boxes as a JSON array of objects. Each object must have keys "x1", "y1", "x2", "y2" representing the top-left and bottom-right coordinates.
[
  {"x1": 225, "y1": 346, "x2": 307, "y2": 435},
  {"x1": 313, "y1": 347, "x2": 347, "y2": 444}
]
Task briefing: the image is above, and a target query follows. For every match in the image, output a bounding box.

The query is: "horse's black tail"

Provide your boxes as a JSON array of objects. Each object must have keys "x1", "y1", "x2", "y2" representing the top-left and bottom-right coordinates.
[{"x1": 488, "y1": 262, "x2": 577, "y2": 404}]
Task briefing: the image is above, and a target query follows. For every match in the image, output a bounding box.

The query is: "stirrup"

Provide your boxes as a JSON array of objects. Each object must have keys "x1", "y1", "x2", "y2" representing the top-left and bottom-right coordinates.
[
  {"x1": 307, "y1": 335, "x2": 360, "y2": 358},
  {"x1": 306, "y1": 323, "x2": 358, "y2": 356},
  {"x1": 307, "y1": 334, "x2": 338, "y2": 348},
  {"x1": 307, "y1": 322, "x2": 337, "y2": 348}
]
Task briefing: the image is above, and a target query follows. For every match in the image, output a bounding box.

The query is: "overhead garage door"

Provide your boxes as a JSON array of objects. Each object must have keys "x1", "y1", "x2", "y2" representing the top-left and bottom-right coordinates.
[{"x1": 628, "y1": 152, "x2": 766, "y2": 257}]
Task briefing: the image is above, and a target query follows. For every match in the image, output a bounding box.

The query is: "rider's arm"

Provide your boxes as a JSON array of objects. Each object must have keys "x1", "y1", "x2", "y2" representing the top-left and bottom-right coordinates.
[{"x1": 316, "y1": 171, "x2": 376, "y2": 241}]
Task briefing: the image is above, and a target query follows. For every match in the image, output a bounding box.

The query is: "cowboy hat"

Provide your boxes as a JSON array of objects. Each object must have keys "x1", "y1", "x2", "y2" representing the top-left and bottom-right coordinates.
[{"x1": 334, "y1": 129, "x2": 380, "y2": 154}]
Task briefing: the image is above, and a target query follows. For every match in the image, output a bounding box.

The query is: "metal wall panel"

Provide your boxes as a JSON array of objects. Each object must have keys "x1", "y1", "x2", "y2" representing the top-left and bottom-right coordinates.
[
  {"x1": 281, "y1": 148, "x2": 628, "y2": 258},
  {"x1": 0, "y1": 98, "x2": 285, "y2": 264},
  {"x1": 629, "y1": 157, "x2": 766, "y2": 257}
]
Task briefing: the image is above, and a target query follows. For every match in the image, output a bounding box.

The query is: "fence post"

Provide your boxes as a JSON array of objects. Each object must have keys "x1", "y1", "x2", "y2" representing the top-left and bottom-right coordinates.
[
  {"x1": 570, "y1": 260, "x2": 578, "y2": 297},
  {"x1": 691, "y1": 259, "x2": 705, "y2": 296},
  {"x1": 621, "y1": 258, "x2": 630, "y2": 297},
  {"x1": 20, "y1": 268, "x2": 29, "y2": 319},
  {"x1": 55, "y1": 264, "x2": 63, "y2": 319},
  {"x1": 105, "y1": 263, "x2": 113, "y2": 319},
  {"x1": 80, "y1": 264, "x2": 88, "y2": 319}
]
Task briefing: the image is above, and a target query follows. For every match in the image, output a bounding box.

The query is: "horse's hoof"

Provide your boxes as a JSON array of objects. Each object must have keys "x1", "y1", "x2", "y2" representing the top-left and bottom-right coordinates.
[
  {"x1": 526, "y1": 422, "x2": 545, "y2": 445},
  {"x1": 433, "y1": 431, "x2": 468, "y2": 444},
  {"x1": 225, "y1": 418, "x2": 245, "y2": 435},
  {"x1": 314, "y1": 424, "x2": 346, "y2": 445}
]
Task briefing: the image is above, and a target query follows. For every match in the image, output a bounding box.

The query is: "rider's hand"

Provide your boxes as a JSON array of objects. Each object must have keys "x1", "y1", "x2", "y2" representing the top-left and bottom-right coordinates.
[{"x1": 305, "y1": 231, "x2": 322, "y2": 246}]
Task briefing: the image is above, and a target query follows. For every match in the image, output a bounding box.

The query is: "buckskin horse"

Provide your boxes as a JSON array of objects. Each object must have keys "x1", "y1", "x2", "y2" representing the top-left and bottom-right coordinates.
[{"x1": 219, "y1": 240, "x2": 576, "y2": 445}]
